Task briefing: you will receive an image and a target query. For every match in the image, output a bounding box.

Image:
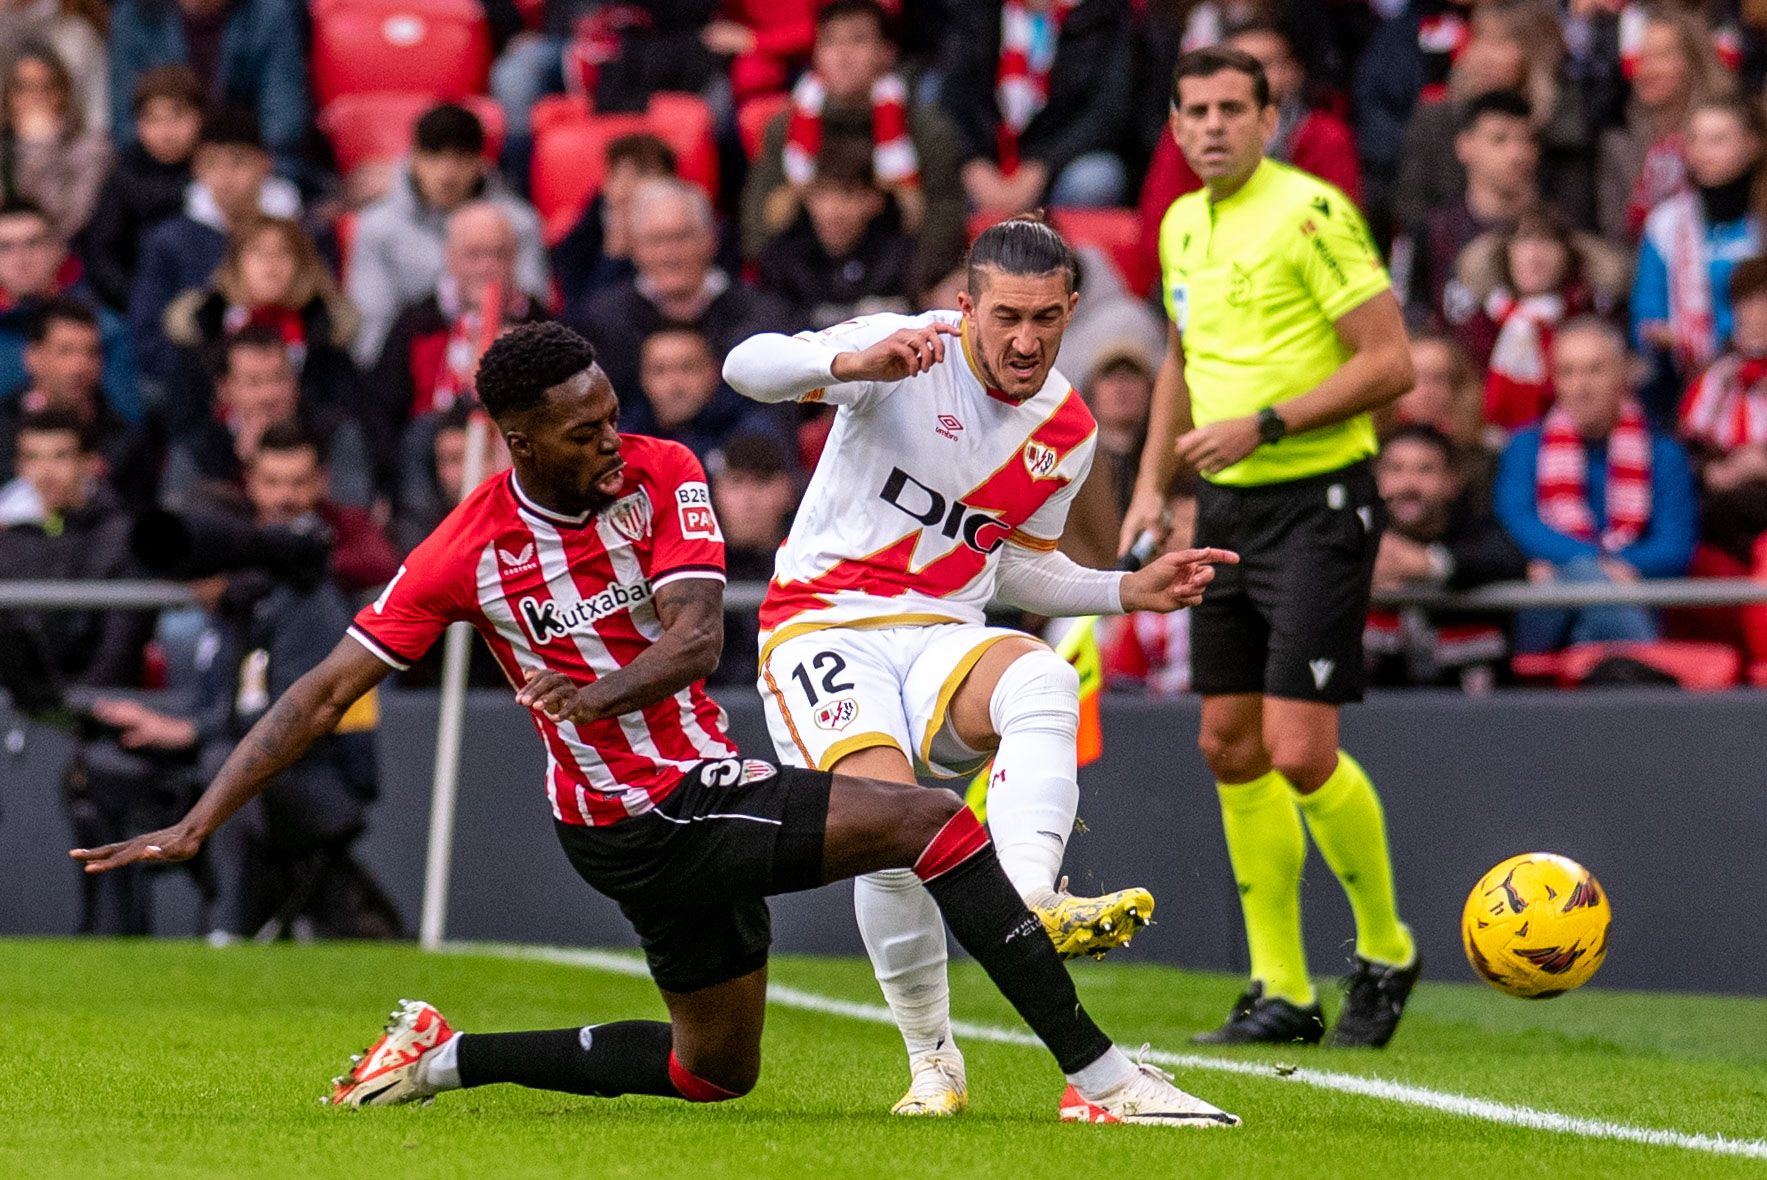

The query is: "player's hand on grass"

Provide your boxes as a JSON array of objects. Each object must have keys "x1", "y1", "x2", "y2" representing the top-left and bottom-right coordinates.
[
  {"x1": 1119, "y1": 547, "x2": 1238, "y2": 612},
  {"x1": 70, "y1": 824, "x2": 202, "y2": 873},
  {"x1": 1175, "y1": 416, "x2": 1262, "y2": 476},
  {"x1": 517, "y1": 668, "x2": 594, "y2": 725},
  {"x1": 829, "y1": 320, "x2": 959, "y2": 383}
]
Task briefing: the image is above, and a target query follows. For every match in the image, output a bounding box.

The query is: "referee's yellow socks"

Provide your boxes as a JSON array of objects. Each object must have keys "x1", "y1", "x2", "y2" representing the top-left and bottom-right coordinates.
[
  {"x1": 1216, "y1": 770, "x2": 1313, "y2": 1007},
  {"x1": 1295, "y1": 752, "x2": 1415, "y2": 969}
]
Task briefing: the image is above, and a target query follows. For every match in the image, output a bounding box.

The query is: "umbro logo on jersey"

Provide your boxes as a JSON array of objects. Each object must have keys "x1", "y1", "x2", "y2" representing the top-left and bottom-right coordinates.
[
  {"x1": 936, "y1": 414, "x2": 964, "y2": 441},
  {"x1": 498, "y1": 543, "x2": 536, "y2": 571},
  {"x1": 517, "y1": 580, "x2": 652, "y2": 645}
]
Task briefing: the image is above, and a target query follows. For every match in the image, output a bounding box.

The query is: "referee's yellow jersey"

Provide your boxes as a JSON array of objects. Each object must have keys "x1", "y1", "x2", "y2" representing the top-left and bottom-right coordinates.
[{"x1": 1159, "y1": 158, "x2": 1391, "y2": 487}]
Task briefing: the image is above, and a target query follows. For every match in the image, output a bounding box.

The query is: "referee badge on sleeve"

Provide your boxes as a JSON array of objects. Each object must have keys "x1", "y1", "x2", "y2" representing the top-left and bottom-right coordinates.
[{"x1": 1170, "y1": 282, "x2": 1189, "y2": 330}]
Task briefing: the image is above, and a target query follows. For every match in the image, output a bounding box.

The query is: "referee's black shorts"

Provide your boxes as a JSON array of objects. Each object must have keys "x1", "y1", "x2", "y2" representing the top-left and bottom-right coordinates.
[
  {"x1": 1189, "y1": 458, "x2": 1383, "y2": 705},
  {"x1": 555, "y1": 757, "x2": 830, "y2": 994}
]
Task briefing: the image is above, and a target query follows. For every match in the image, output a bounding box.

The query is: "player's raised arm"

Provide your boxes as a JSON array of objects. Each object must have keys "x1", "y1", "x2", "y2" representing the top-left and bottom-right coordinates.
[
  {"x1": 517, "y1": 577, "x2": 724, "y2": 726},
  {"x1": 722, "y1": 315, "x2": 959, "y2": 404},
  {"x1": 70, "y1": 637, "x2": 392, "y2": 873}
]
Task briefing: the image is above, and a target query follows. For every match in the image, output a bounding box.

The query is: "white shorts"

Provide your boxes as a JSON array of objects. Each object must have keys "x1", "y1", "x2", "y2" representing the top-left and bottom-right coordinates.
[{"x1": 757, "y1": 623, "x2": 1030, "y2": 778}]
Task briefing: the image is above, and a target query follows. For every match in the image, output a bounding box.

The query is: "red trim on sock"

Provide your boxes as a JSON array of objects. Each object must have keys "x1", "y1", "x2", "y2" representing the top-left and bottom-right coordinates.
[
  {"x1": 668, "y1": 1052, "x2": 741, "y2": 1102},
  {"x1": 912, "y1": 807, "x2": 992, "y2": 882}
]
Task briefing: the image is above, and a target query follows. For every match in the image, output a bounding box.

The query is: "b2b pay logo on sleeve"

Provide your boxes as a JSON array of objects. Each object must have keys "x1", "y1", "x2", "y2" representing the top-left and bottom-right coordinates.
[{"x1": 675, "y1": 481, "x2": 723, "y2": 541}]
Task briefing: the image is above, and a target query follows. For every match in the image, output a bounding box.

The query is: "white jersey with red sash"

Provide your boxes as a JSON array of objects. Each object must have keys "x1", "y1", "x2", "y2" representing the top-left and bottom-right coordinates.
[{"x1": 348, "y1": 434, "x2": 737, "y2": 826}]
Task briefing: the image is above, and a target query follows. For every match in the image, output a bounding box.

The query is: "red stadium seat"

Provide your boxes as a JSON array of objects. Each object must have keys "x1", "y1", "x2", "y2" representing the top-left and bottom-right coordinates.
[
  {"x1": 310, "y1": 0, "x2": 492, "y2": 107},
  {"x1": 1554, "y1": 641, "x2": 1742, "y2": 690},
  {"x1": 529, "y1": 94, "x2": 719, "y2": 244},
  {"x1": 737, "y1": 92, "x2": 791, "y2": 159},
  {"x1": 319, "y1": 92, "x2": 506, "y2": 174}
]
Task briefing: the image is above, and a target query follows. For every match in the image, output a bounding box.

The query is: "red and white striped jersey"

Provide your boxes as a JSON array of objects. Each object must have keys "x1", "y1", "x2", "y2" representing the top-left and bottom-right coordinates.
[
  {"x1": 756, "y1": 311, "x2": 1098, "y2": 640},
  {"x1": 348, "y1": 434, "x2": 737, "y2": 826}
]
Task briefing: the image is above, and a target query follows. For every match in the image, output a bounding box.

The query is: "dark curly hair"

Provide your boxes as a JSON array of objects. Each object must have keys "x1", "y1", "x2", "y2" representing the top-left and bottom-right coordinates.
[{"x1": 474, "y1": 322, "x2": 599, "y2": 422}]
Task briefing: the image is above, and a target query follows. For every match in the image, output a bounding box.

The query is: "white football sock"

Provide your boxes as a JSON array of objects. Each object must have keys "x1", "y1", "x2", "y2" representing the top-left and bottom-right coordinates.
[
  {"x1": 1066, "y1": 1045, "x2": 1137, "y2": 1100},
  {"x1": 854, "y1": 867, "x2": 955, "y2": 1059},
  {"x1": 985, "y1": 648, "x2": 1081, "y2": 899},
  {"x1": 416, "y1": 1031, "x2": 462, "y2": 1094}
]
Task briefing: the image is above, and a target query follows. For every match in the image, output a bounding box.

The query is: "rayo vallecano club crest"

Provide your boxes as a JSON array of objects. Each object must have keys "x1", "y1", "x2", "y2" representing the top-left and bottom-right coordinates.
[
  {"x1": 605, "y1": 490, "x2": 652, "y2": 542},
  {"x1": 1023, "y1": 441, "x2": 1059, "y2": 480},
  {"x1": 814, "y1": 697, "x2": 859, "y2": 731}
]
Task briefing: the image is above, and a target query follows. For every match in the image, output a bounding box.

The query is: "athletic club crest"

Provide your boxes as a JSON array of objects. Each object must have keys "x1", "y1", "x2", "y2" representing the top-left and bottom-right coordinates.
[
  {"x1": 605, "y1": 491, "x2": 652, "y2": 542},
  {"x1": 813, "y1": 697, "x2": 859, "y2": 732},
  {"x1": 1022, "y1": 441, "x2": 1059, "y2": 480}
]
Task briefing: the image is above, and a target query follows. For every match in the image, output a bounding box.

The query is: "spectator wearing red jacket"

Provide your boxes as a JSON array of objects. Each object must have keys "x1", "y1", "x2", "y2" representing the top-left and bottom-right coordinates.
[
  {"x1": 1139, "y1": 21, "x2": 1360, "y2": 286},
  {"x1": 704, "y1": 0, "x2": 818, "y2": 101}
]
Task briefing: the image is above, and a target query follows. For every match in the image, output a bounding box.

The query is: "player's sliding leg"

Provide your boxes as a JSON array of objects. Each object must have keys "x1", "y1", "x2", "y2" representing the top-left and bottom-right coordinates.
[
  {"x1": 840, "y1": 746, "x2": 967, "y2": 1117},
  {"x1": 1266, "y1": 700, "x2": 1419, "y2": 1049},
  {"x1": 943, "y1": 639, "x2": 1154, "y2": 959},
  {"x1": 328, "y1": 971, "x2": 768, "y2": 1108},
  {"x1": 1194, "y1": 692, "x2": 1324, "y2": 1045},
  {"x1": 821, "y1": 772, "x2": 1237, "y2": 1127}
]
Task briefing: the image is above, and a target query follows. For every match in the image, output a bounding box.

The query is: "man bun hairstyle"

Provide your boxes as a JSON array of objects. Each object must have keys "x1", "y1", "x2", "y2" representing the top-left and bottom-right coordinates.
[
  {"x1": 965, "y1": 212, "x2": 1078, "y2": 296},
  {"x1": 1172, "y1": 45, "x2": 1270, "y2": 110},
  {"x1": 475, "y1": 321, "x2": 599, "y2": 421}
]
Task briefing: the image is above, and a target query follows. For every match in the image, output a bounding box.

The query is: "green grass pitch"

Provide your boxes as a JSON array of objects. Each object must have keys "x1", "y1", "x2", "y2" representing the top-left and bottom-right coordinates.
[{"x1": 5, "y1": 938, "x2": 1765, "y2": 1179}]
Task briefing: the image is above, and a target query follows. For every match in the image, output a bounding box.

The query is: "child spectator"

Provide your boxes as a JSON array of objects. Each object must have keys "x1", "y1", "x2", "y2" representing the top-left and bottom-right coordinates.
[
  {"x1": 551, "y1": 132, "x2": 677, "y2": 309},
  {"x1": 741, "y1": 0, "x2": 966, "y2": 286},
  {"x1": 1679, "y1": 256, "x2": 1767, "y2": 565},
  {"x1": 757, "y1": 135, "x2": 913, "y2": 328},
  {"x1": 129, "y1": 107, "x2": 300, "y2": 401},
  {"x1": 84, "y1": 65, "x2": 202, "y2": 312},
  {"x1": 347, "y1": 102, "x2": 548, "y2": 367},
  {"x1": 0, "y1": 0, "x2": 108, "y2": 134},
  {"x1": 0, "y1": 201, "x2": 137, "y2": 421},
  {"x1": 1456, "y1": 206, "x2": 1628, "y2": 429},
  {"x1": 162, "y1": 216, "x2": 362, "y2": 432},
  {"x1": 1494, "y1": 319, "x2": 1698, "y2": 653},
  {"x1": 1, "y1": 42, "x2": 111, "y2": 240},
  {"x1": 638, "y1": 325, "x2": 784, "y2": 466},
  {"x1": 1634, "y1": 93, "x2": 1766, "y2": 385}
]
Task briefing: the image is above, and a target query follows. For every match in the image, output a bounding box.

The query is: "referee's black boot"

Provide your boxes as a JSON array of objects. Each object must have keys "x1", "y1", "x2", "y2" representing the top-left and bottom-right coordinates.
[
  {"x1": 1191, "y1": 982, "x2": 1325, "y2": 1046},
  {"x1": 1328, "y1": 953, "x2": 1423, "y2": 1049}
]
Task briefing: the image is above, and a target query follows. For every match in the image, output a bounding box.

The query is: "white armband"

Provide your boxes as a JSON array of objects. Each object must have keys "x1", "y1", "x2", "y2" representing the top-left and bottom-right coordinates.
[
  {"x1": 994, "y1": 541, "x2": 1125, "y2": 617},
  {"x1": 722, "y1": 332, "x2": 843, "y2": 403}
]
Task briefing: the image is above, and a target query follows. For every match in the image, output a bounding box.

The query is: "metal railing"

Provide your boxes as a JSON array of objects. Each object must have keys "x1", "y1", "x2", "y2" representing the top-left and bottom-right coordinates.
[{"x1": 7, "y1": 576, "x2": 1767, "y2": 614}]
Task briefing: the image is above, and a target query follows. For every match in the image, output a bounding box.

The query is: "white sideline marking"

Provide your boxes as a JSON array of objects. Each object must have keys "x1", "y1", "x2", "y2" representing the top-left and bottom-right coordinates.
[{"x1": 448, "y1": 941, "x2": 1767, "y2": 1161}]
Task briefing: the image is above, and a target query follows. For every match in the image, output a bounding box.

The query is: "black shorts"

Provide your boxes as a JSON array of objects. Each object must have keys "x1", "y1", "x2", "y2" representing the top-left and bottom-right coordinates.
[
  {"x1": 1190, "y1": 459, "x2": 1383, "y2": 705},
  {"x1": 555, "y1": 758, "x2": 831, "y2": 994}
]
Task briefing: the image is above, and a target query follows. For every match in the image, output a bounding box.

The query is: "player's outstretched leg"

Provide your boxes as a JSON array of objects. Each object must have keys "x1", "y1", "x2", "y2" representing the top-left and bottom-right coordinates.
[
  {"x1": 327, "y1": 971, "x2": 767, "y2": 1108},
  {"x1": 974, "y1": 644, "x2": 1153, "y2": 959},
  {"x1": 826, "y1": 773, "x2": 1238, "y2": 1127}
]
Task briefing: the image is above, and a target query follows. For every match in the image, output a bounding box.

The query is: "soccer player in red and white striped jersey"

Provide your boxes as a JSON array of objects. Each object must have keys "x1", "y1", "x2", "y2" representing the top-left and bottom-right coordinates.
[{"x1": 71, "y1": 323, "x2": 1237, "y2": 1128}]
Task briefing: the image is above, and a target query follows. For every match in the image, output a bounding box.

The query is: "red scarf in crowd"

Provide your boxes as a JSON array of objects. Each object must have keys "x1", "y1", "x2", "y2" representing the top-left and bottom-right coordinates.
[
  {"x1": 1652, "y1": 189, "x2": 1721, "y2": 371},
  {"x1": 1483, "y1": 291, "x2": 1565, "y2": 430},
  {"x1": 421, "y1": 278, "x2": 517, "y2": 417},
  {"x1": 1625, "y1": 133, "x2": 1687, "y2": 242},
  {"x1": 782, "y1": 70, "x2": 918, "y2": 187},
  {"x1": 1417, "y1": 5, "x2": 1471, "y2": 102},
  {"x1": 995, "y1": 0, "x2": 1076, "y2": 174},
  {"x1": 1680, "y1": 352, "x2": 1767, "y2": 449},
  {"x1": 1536, "y1": 399, "x2": 1653, "y2": 553}
]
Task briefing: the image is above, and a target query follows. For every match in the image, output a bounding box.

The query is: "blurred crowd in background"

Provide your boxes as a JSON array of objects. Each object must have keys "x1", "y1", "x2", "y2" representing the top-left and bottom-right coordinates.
[{"x1": 12, "y1": 0, "x2": 1767, "y2": 928}]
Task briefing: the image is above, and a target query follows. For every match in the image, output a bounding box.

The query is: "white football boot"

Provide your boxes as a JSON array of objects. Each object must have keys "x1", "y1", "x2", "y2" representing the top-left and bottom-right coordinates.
[
  {"x1": 324, "y1": 999, "x2": 457, "y2": 1108},
  {"x1": 890, "y1": 1047, "x2": 969, "y2": 1116},
  {"x1": 1059, "y1": 1057, "x2": 1240, "y2": 1127}
]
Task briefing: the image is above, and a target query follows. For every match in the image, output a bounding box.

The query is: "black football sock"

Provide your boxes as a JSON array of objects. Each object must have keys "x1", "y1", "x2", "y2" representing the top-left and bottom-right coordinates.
[
  {"x1": 914, "y1": 809, "x2": 1114, "y2": 1074},
  {"x1": 455, "y1": 1020, "x2": 677, "y2": 1097}
]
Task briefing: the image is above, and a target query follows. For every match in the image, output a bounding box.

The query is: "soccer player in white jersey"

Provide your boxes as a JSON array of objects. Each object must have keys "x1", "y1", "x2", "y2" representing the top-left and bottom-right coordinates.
[{"x1": 724, "y1": 215, "x2": 1236, "y2": 1117}]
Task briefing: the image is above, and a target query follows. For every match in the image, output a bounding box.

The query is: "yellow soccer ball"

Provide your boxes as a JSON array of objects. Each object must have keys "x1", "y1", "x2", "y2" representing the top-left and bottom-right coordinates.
[{"x1": 1462, "y1": 853, "x2": 1611, "y2": 999}]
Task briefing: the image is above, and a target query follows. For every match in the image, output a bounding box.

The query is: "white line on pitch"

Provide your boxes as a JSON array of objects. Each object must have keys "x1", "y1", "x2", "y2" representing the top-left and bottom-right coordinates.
[{"x1": 448, "y1": 941, "x2": 1767, "y2": 1162}]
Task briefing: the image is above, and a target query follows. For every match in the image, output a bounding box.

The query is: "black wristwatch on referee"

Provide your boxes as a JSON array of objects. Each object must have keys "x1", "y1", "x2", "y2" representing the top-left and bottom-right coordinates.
[{"x1": 1256, "y1": 406, "x2": 1288, "y2": 446}]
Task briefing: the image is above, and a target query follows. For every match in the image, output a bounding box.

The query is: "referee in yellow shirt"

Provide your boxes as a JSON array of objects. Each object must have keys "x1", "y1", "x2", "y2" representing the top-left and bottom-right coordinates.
[{"x1": 1121, "y1": 46, "x2": 1419, "y2": 1048}]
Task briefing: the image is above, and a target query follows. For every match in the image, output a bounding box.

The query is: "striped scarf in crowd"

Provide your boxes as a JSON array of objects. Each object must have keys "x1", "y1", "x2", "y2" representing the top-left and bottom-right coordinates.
[
  {"x1": 1417, "y1": 2, "x2": 1471, "y2": 102},
  {"x1": 1536, "y1": 399, "x2": 1653, "y2": 553},
  {"x1": 995, "y1": 0, "x2": 1076, "y2": 173},
  {"x1": 1653, "y1": 189, "x2": 1720, "y2": 371},
  {"x1": 1483, "y1": 291, "x2": 1565, "y2": 430},
  {"x1": 782, "y1": 71, "x2": 918, "y2": 188},
  {"x1": 1680, "y1": 352, "x2": 1767, "y2": 449}
]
